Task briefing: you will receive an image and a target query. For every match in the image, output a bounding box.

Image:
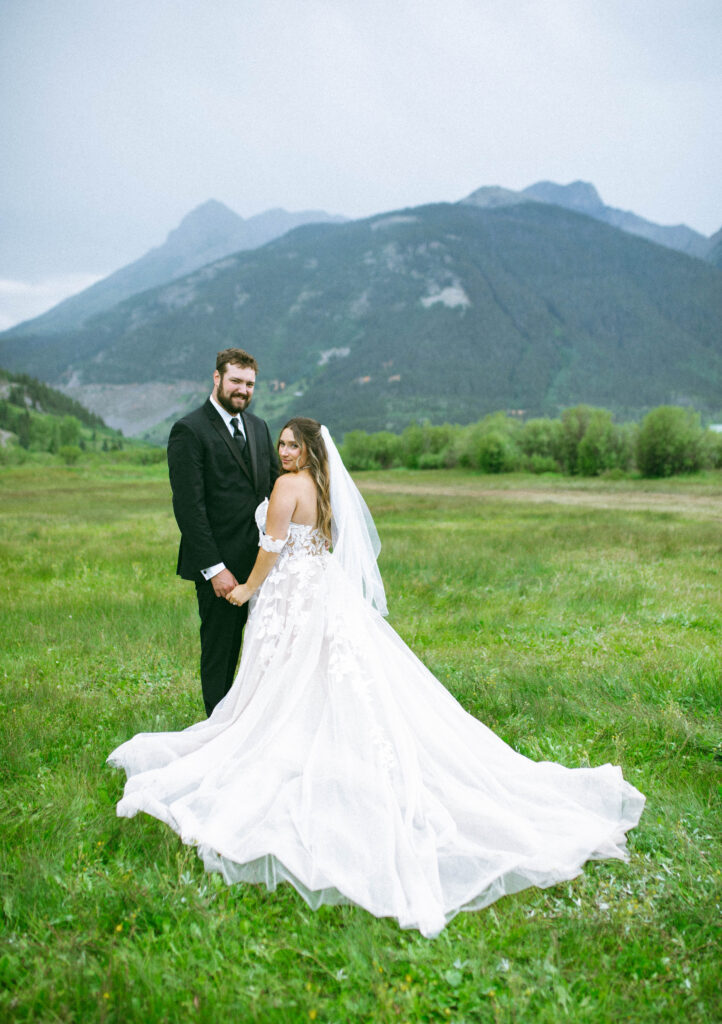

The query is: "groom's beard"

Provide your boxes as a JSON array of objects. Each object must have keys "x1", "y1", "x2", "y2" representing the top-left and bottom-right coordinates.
[{"x1": 216, "y1": 384, "x2": 252, "y2": 414}]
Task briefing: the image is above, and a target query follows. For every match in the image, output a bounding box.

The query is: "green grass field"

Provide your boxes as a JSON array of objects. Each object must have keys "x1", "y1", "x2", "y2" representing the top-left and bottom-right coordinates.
[{"x1": 1, "y1": 464, "x2": 720, "y2": 1022}]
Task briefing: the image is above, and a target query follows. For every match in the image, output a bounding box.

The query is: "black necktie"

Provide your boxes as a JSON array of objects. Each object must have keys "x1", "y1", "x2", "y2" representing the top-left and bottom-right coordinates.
[{"x1": 230, "y1": 416, "x2": 247, "y2": 455}]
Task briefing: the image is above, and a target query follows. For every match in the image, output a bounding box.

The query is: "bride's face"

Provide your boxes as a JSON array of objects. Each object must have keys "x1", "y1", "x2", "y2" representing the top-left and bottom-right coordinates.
[{"x1": 279, "y1": 428, "x2": 308, "y2": 472}]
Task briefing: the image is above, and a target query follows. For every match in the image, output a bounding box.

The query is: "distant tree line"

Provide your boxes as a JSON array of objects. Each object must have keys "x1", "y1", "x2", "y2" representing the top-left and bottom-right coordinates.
[
  {"x1": 0, "y1": 399, "x2": 125, "y2": 465},
  {"x1": 1, "y1": 371, "x2": 105, "y2": 427},
  {"x1": 0, "y1": 402, "x2": 83, "y2": 452},
  {"x1": 0, "y1": 370, "x2": 135, "y2": 464},
  {"x1": 339, "y1": 406, "x2": 722, "y2": 479}
]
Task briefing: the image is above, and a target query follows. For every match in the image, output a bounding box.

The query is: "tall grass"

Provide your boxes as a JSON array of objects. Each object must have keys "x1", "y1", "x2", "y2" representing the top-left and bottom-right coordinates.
[{"x1": 1, "y1": 464, "x2": 720, "y2": 1022}]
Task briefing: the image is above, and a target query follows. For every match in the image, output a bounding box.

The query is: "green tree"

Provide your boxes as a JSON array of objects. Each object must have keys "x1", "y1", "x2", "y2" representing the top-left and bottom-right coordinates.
[
  {"x1": 701, "y1": 429, "x2": 722, "y2": 469},
  {"x1": 475, "y1": 431, "x2": 519, "y2": 473},
  {"x1": 368, "y1": 431, "x2": 401, "y2": 468},
  {"x1": 48, "y1": 421, "x2": 61, "y2": 455},
  {"x1": 636, "y1": 406, "x2": 704, "y2": 477},
  {"x1": 519, "y1": 417, "x2": 562, "y2": 460},
  {"x1": 340, "y1": 430, "x2": 375, "y2": 470},
  {"x1": 29, "y1": 415, "x2": 54, "y2": 452},
  {"x1": 17, "y1": 410, "x2": 31, "y2": 449},
  {"x1": 559, "y1": 405, "x2": 594, "y2": 474},
  {"x1": 59, "y1": 416, "x2": 81, "y2": 447},
  {"x1": 456, "y1": 414, "x2": 520, "y2": 472},
  {"x1": 399, "y1": 422, "x2": 426, "y2": 469},
  {"x1": 577, "y1": 409, "x2": 618, "y2": 476},
  {"x1": 58, "y1": 445, "x2": 82, "y2": 465},
  {"x1": 8, "y1": 385, "x2": 25, "y2": 408}
]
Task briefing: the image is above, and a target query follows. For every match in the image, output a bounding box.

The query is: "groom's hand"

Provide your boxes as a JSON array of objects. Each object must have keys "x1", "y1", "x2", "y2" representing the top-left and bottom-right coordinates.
[{"x1": 211, "y1": 568, "x2": 238, "y2": 598}]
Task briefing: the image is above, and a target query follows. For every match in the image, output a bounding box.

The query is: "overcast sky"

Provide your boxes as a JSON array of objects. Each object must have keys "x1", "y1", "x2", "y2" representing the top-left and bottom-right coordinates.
[{"x1": 1, "y1": 0, "x2": 720, "y2": 329}]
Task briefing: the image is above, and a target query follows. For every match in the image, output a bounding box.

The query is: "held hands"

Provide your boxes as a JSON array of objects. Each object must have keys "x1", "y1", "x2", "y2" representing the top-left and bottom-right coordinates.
[
  {"x1": 226, "y1": 583, "x2": 253, "y2": 607},
  {"x1": 210, "y1": 568, "x2": 238, "y2": 598},
  {"x1": 210, "y1": 566, "x2": 251, "y2": 605}
]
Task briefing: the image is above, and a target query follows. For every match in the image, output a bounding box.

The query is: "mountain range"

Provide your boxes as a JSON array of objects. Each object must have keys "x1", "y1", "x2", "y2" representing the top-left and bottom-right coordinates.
[
  {"x1": 6, "y1": 202, "x2": 346, "y2": 336},
  {"x1": 0, "y1": 182, "x2": 720, "y2": 439}
]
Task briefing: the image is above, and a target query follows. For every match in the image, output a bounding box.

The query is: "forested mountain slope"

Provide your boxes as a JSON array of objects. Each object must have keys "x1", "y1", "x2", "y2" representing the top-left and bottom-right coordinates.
[{"x1": 2, "y1": 202, "x2": 720, "y2": 436}]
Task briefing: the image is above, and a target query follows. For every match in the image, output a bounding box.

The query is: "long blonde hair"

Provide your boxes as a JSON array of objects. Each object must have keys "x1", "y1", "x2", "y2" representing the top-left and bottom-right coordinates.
[{"x1": 279, "y1": 417, "x2": 332, "y2": 541}]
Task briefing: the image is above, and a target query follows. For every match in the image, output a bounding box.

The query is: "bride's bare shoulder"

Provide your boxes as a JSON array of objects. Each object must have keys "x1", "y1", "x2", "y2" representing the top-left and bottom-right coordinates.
[
  {"x1": 272, "y1": 472, "x2": 308, "y2": 495},
  {"x1": 270, "y1": 471, "x2": 315, "y2": 507},
  {"x1": 270, "y1": 471, "x2": 317, "y2": 524}
]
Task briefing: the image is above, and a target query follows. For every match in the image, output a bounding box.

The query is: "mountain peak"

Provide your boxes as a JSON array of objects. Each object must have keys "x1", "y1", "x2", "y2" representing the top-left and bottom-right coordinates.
[
  {"x1": 521, "y1": 180, "x2": 605, "y2": 213},
  {"x1": 461, "y1": 179, "x2": 709, "y2": 259},
  {"x1": 183, "y1": 198, "x2": 240, "y2": 217},
  {"x1": 165, "y1": 199, "x2": 245, "y2": 249},
  {"x1": 461, "y1": 180, "x2": 606, "y2": 216},
  {"x1": 461, "y1": 186, "x2": 530, "y2": 209},
  {"x1": 1, "y1": 201, "x2": 347, "y2": 337}
]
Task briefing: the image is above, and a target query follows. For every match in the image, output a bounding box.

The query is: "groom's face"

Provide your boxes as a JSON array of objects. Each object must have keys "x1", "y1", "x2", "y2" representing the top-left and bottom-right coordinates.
[{"x1": 214, "y1": 363, "x2": 256, "y2": 414}]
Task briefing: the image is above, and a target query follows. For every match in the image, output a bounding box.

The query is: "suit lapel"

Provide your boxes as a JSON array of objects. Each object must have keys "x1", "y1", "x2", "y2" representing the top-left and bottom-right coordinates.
[{"x1": 205, "y1": 401, "x2": 253, "y2": 482}]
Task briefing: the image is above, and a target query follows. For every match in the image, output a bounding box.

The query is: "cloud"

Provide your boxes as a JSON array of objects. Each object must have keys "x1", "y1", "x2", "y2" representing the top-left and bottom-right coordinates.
[{"x1": 0, "y1": 274, "x2": 103, "y2": 331}]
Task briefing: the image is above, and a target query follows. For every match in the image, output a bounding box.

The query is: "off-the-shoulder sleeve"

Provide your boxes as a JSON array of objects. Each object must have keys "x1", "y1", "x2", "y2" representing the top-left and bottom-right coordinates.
[{"x1": 259, "y1": 532, "x2": 287, "y2": 553}]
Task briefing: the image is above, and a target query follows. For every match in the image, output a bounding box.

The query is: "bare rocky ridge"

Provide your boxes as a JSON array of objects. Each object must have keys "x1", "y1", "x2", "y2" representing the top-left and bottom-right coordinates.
[
  {"x1": 462, "y1": 181, "x2": 713, "y2": 260},
  {"x1": 59, "y1": 379, "x2": 207, "y2": 436}
]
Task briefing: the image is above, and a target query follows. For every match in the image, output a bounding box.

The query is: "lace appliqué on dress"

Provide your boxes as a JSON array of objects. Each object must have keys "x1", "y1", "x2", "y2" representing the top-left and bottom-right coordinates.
[
  {"x1": 254, "y1": 500, "x2": 395, "y2": 770},
  {"x1": 327, "y1": 620, "x2": 397, "y2": 772},
  {"x1": 251, "y1": 499, "x2": 329, "y2": 673}
]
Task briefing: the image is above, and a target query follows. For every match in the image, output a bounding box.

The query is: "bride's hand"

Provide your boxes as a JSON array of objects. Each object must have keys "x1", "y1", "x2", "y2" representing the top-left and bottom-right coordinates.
[{"x1": 226, "y1": 584, "x2": 252, "y2": 607}]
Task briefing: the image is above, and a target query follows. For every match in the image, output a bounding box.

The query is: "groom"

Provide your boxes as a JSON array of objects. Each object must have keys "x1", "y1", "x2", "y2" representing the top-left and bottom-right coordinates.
[{"x1": 167, "y1": 348, "x2": 280, "y2": 715}]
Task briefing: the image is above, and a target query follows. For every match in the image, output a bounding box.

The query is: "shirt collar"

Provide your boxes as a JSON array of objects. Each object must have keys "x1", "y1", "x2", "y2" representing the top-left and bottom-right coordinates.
[{"x1": 210, "y1": 393, "x2": 244, "y2": 434}]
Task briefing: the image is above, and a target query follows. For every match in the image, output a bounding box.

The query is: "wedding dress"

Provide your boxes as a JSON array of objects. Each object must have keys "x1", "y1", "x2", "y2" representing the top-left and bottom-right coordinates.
[{"x1": 109, "y1": 486, "x2": 644, "y2": 939}]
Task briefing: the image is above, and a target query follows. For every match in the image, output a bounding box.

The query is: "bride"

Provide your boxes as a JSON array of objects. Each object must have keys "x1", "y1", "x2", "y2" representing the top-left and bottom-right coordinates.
[{"x1": 108, "y1": 417, "x2": 644, "y2": 938}]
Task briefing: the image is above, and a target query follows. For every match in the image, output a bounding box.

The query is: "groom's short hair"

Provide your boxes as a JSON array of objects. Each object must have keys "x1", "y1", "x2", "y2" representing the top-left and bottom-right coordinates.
[{"x1": 216, "y1": 348, "x2": 259, "y2": 376}]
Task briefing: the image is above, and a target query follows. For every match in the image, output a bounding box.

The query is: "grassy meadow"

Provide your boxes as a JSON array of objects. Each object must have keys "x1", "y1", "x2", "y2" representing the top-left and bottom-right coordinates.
[{"x1": 1, "y1": 462, "x2": 720, "y2": 1022}]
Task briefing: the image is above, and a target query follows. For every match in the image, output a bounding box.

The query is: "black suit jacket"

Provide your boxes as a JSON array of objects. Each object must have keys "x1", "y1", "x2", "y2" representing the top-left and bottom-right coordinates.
[{"x1": 167, "y1": 400, "x2": 280, "y2": 583}]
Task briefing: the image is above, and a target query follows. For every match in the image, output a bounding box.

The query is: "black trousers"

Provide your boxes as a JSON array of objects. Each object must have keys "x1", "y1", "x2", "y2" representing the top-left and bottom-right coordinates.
[{"x1": 195, "y1": 579, "x2": 249, "y2": 716}]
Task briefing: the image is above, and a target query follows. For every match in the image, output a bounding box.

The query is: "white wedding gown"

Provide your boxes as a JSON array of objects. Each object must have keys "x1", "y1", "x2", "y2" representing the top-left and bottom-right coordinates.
[{"x1": 108, "y1": 501, "x2": 644, "y2": 937}]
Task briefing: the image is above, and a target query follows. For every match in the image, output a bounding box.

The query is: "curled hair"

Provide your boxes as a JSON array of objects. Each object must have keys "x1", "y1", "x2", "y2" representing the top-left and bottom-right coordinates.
[
  {"x1": 216, "y1": 347, "x2": 258, "y2": 376},
  {"x1": 279, "y1": 417, "x2": 332, "y2": 542}
]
